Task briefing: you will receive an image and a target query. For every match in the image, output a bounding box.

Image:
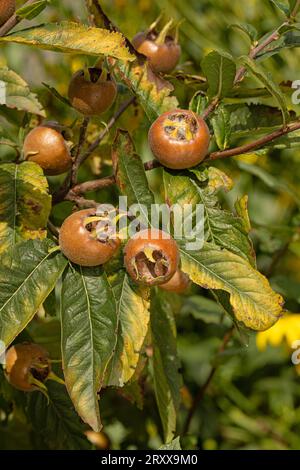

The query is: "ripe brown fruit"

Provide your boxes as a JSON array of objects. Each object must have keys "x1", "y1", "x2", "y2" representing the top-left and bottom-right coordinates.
[
  {"x1": 23, "y1": 126, "x2": 72, "y2": 175},
  {"x1": 0, "y1": 0, "x2": 15, "y2": 26},
  {"x1": 148, "y1": 109, "x2": 210, "y2": 170},
  {"x1": 160, "y1": 269, "x2": 190, "y2": 293},
  {"x1": 59, "y1": 209, "x2": 120, "y2": 267},
  {"x1": 68, "y1": 68, "x2": 117, "y2": 116},
  {"x1": 132, "y1": 31, "x2": 180, "y2": 73},
  {"x1": 124, "y1": 228, "x2": 179, "y2": 286},
  {"x1": 5, "y1": 343, "x2": 51, "y2": 392}
]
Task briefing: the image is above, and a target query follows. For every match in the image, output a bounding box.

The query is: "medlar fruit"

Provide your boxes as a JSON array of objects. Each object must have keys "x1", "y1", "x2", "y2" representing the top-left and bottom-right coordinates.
[
  {"x1": 132, "y1": 27, "x2": 180, "y2": 73},
  {"x1": 23, "y1": 126, "x2": 72, "y2": 175},
  {"x1": 68, "y1": 68, "x2": 117, "y2": 116},
  {"x1": 160, "y1": 269, "x2": 190, "y2": 293},
  {"x1": 148, "y1": 109, "x2": 210, "y2": 169},
  {"x1": 59, "y1": 208, "x2": 120, "y2": 267},
  {"x1": 124, "y1": 228, "x2": 179, "y2": 286},
  {"x1": 5, "y1": 343, "x2": 51, "y2": 392},
  {"x1": 0, "y1": 0, "x2": 15, "y2": 26}
]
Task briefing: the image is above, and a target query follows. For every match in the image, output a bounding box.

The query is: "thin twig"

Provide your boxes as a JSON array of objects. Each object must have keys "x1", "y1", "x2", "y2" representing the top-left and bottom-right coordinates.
[
  {"x1": 0, "y1": 0, "x2": 38, "y2": 36},
  {"x1": 183, "y1": 326, "x2": 234, "y2": 435},
  {"x1": 290, "y1": 0, "x2": 300, "y2": 19},
  {"x1": 52, "y1": 96, "x2": 135, "y2": 204},
  {"x1": 71, "y1": 117, "x2": 90, "y2": 185},
  {"x1": 75, "y1": 96, "x2": 136, "y2": 170},
  {"x1": 206, "y1": 120, "x2": 300, "y2": 161}
]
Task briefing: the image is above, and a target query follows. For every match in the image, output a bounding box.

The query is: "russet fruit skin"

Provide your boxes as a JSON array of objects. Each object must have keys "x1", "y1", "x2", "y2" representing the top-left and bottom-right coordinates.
[
  {"x1": 5, "y1": 343, "x2": 50, "y2": 392},
  {"x1": 68, "y1": 68, "x2": 117, "y2": 116},
  {"x1": 124, "y1": 228, "x2": 179, "y2": 286},
  {"x1": 0, "y1": 0, "x2": 15, "y2": 26},
  {"x1": 160, "y1": 269, "x2": 190, "y2": 293},
  {"x1": 59, "y1": 209, "x2": 120, "y2": 267},
  {"x1": 132, "y1": 32, "x2": 181, "y2": 73},
  {"x1": 23, "y1": 126, "x2": 72, "y2": 176},
  {"x1": 148, "y1": 109, "x2": 210, "y2": 169}
]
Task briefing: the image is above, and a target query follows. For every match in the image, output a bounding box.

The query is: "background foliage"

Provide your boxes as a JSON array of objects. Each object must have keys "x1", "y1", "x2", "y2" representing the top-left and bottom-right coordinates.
[{"x1": 0, "y1": 0, "x2": 300, "y2": 450}]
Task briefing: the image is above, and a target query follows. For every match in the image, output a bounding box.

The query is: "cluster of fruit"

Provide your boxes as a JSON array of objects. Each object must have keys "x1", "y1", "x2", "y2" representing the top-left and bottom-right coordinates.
[{"x1": 2, "y1": 11, "x2": 211, "y2": 391}]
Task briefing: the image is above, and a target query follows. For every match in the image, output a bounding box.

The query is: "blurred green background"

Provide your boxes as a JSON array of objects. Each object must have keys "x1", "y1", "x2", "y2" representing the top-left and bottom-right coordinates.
[{"x1": 0, "y1": 0, "x2": 300, "y2": 450}]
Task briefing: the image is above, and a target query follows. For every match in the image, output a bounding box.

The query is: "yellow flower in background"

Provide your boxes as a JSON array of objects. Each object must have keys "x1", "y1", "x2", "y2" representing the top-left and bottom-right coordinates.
[
  {"x1": 257, "y1": 314, "x2": 300, "y2": 351},
  {"x1": 257, "y1": 314, "x2": 300, "y2": 375}
]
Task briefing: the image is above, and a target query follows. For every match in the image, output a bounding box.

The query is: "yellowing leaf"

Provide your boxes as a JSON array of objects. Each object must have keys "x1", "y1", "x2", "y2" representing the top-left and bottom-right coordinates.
[
  {"x1": 0, "y1": 22, "x2": 135, "y2": 61},
  {"x1": 180, "y1": 243, "x2": 284, "y2": 331},
  {"x1": 0, "y1": 162, "x2": 51, "y2": 254}
]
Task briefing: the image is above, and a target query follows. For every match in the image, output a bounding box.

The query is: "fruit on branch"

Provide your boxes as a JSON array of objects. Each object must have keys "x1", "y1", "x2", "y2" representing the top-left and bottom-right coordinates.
[
  {"x1": 4, "y1": 343, "x2": 51, "y2": 392},
  {"x1": 23, "y1": 126, "x2": 72, "y2": 175},
  {"x1": 148, "y1": 109, "x2": 210, "y2": 169},
  {"x1": 159, "y1": 269, "x2": 190, "y2": 293},
  {"x1": 0, "y1": 0, "x2": 15, "y2": 26},
  {"x1": 124, "y1": 228, "x2": 179, "y2": 286},
  {"x1": 68, "y1": 67, "x2": 117, "y2": 116},
  {"x1": 132, "y1": 20, "x2": 181, "y2": 73},
  {"x1": 59, "y1": 208, "x2": 120, "y2": 267}
]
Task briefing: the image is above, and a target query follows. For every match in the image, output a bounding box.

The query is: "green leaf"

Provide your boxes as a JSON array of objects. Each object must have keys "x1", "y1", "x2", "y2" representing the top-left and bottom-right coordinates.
[
  {"x1": 189, "y1": 91, "x2": 207, "y2": 115},
  {"x1": 239, "y1": 56, "x2": 289, "y2": 126},
  {"x1": 151, "y1": 291, "x2": 182, "y2": 443},
  {"x1": 163, "y1": 169, "x2": 255, "y2": 265},
  {"x1": 104, "y1": 271, "x2": 150, "y2": 387},
  {"x1": 27, "y1": 381, "x2": 91, "y2": 450},
  {"x1": 0, "y1": 239, "x2": 67, "y2": 347},
  {"x1": 110, "y1": 59, "x2": 178, "y2": 121},
  {"x1": 211, "y1": 105, "x2": 231, "y2": 150},
  {"x1": 112, "y1": 130, "x2": 154, "y2": 226},
  {"x1": 257, "y1": 31, "x2": 300, "y2": 59},
  {"x1": 159, "y1": 436, "x2": 182, "y2": 450},
  {"x1": 0, "y1": 68, "x2": 45, "y2": 116},
  {"x1": 201, "y1": 51, "x2": 236, "y2": 99},
  {"x1": 179, "y1": 243, "x2": 284, "y2": 331},
  {"x1": 230, "y1": 23, "x2": 258, "y2": 42},
  {"x1": 270, "y1": 0, "x2": 290, "y2": 15},
  {"x1": 0, "y1": 162, "x2": 52, "y2": 254},
  {"x1": 229, "y1": 103, "x2": 293, "y2": 133},
  {"x1": 60, "y1": 264, "x2": 118, "y2": 432},
  {"x1": 0, "y1": 22, "x2": 135, "y2": 61},
  {"x1": 237, "y1": 161, "x2": 300, "y2": 207},
  {"x1": 289, "y1": 0, "x2": 300, "y2": 15},
  {"x1": 16, "y1": 1, "x2": 48, "y2": 20}
]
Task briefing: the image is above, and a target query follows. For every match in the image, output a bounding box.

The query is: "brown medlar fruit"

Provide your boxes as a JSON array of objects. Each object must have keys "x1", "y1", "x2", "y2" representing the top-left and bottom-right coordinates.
[
  {"x1": 124, "y1": 228, "x2": 179, "y2": 286},
  {"x1": 59, "y1": 208, "x2": 120, "y2": 267},
  {"x1": 23, "y1": 126, "x2": 72, "y2": 175}
]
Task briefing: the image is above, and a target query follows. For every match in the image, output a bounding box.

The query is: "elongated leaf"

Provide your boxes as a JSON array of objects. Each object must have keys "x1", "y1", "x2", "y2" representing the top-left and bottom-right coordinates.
[
  {"x1": 60, "y1": 264, "x2": 118, "y2": 432},
  {"x1": 189, "y1": 91, "x2": 207, "y2": 115},
  {"x1": 27, "y1": 381, "x2": 90, "y2": 450},
  {"x1": 240, "y1": 56, "x2": 289, "y2": 126},
  {"x1": 104, "y1": 271, "x2": 150, "y2": 387},
  {"x1": 211, "y1": 105, "x2": 231, "y2": 150},
  {"x1": 151, "y1": 291, "x2": 182, "y2": 443},
  {"x1": 0, "y1": 239, "x2": 67, "y2": 346},
  {"x1": 110, "y1": 59, "x2": 178, "y2": 121},
  {"x1": 163, "y1": 169, "x2": 255, "y2": 265},
  {"x1": 201, "y1": 51, "x2": 236, "y2": 99},
  {"x1": 0, "y1": 162, "x2": 52, "y2": 254},
  {"x1": 16, "y1": 1, "x2": 48, "y2": 20},
  {"x1": 0, "y1": 22, "x2": 135, "y2": 61},
  {"x1": 230, "y1": 23, "x2": 258, "y2": 42},
  {"x1": 270, "y1": 0, "x2": 290, "y2": 15},
  {"x1": 181, "y1": 295, "x2": 225, "y2": 324},
  {"x1": 0, "y1": 68, "x2": 45, "y2": 116},
  {"x1": 112, "y1": 130, "x2": 154, "y2": 226},
  {"x1": 180, "y1": 243, "x2": 283, "y2": 331}
]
